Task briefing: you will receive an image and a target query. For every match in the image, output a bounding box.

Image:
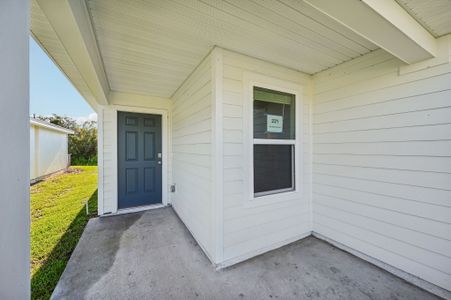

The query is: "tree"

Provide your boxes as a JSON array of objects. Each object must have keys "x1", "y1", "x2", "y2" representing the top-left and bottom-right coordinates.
[
  {"x1": 36, "y1": 114, "x2": 77, "y2": 131},
  {"x1": 35, "y1": 114, "x2": 97, "y2": 165}
]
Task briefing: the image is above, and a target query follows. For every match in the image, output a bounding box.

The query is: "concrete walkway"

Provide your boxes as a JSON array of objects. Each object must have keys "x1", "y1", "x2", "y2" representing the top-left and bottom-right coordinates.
[{"x1": 52, "y1": 207, "x2": 439, "y2": 300}]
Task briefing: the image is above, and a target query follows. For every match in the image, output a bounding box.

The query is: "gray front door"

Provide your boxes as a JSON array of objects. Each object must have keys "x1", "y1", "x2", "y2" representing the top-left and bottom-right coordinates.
[{"x1": 118, "y1": 112, "x2": 162, "y2": 209}]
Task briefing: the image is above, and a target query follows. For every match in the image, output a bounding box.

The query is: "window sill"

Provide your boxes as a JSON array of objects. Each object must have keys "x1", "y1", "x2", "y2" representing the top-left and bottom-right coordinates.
[
  {"x1": 254, "y1": 187, "x2": 295, "y2": 198},
  {"x1": 244, "y1": 189, "x2": 302, "y2": 209}
]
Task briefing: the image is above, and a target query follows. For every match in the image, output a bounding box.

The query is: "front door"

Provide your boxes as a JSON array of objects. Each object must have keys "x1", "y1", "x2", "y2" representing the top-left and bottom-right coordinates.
[{"x1": 118, "y1": 112, "x2": 162, "y2": 209}]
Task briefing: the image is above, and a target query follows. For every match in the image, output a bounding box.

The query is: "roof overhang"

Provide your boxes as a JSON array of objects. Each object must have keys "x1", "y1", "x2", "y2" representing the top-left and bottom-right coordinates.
[
  {"x1": 303, "y1": 0, "x2": 438, "y2": 64},
  {"x1": 35, "y1": 0, "x2": 109, "y2": 107},
  {"x1": 31, "y1": 0, "x2": 449, "y2": 106}
]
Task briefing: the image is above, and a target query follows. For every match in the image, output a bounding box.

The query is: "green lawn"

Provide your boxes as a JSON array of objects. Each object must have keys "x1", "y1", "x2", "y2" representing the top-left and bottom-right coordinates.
[{"x1": 31, "y1": 166, "x2": 98, "y2": 300}]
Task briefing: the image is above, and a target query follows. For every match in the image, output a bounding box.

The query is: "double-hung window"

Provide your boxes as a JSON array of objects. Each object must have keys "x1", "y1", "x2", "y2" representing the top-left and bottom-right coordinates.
[{"x1": 253, "y1": 86, "x2": 296, "y2": 197}]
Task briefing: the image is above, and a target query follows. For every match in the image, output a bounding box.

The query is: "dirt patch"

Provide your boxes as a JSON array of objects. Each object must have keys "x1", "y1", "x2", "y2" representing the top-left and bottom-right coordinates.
[{"x1": 66, "y1": 167, "x2": 83, "y2": 174}]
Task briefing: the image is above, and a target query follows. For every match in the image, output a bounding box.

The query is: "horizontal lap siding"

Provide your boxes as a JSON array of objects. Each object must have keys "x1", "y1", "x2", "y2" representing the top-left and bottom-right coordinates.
[
  {"x1": 312, "y1": 49, "x2": 451, "y2": 291},
  {"x1": 171, "y1": 55, "x2": 214, "y2": 259},
  {"x1": 221, "y1": 50, "x2": 313, "y2": 261},
  {"x1": 102, "y1": 109, "x2": 117, "y2": 214}
]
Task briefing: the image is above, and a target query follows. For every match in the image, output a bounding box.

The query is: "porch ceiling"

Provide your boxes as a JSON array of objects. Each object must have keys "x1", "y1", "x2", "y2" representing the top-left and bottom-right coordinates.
[
  {"x1": 85, "y1": 0, "x2": 378, "y2": 98},
  {"x1": 31, "y1": 0, "x2": 98, "y2": 109},
  {"x1": 395, "y1": 0, "x2": 451, "y2": 38},
  {"x1": 32, "y1": 1, "x2": 450, "y2": 104}
]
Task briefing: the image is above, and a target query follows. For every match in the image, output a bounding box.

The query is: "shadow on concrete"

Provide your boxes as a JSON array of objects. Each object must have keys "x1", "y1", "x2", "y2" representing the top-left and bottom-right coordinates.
[
  {"x1": 31, "y1": 189, "x2": 98, "y2": 300},
  {"x1": 50, "y1": 206, "x2": 142, "y2": 300}
]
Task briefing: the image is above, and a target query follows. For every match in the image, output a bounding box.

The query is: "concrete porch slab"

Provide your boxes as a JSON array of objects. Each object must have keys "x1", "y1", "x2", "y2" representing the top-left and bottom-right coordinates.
[{"x1": 52, "y1": 207, "x2": 439, "y2": 300}]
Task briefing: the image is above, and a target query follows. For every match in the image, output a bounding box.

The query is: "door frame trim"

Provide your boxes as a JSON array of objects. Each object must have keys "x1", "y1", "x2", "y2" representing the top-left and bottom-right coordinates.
[{"x1": 111, "y1": 105, "x2": 169, "y2": 213}]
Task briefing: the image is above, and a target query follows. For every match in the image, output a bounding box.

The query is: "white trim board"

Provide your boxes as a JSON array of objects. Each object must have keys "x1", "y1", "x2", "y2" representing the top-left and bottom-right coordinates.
[
  {"x1": 97, "y1": 107, "x2": 104, "y2": 215},
  {"x1": 303, "y1": 0, "x2": 437, "y2": 64},
  {"x1": 211, "y1": 47, "x2": 225, "y2": 264}
]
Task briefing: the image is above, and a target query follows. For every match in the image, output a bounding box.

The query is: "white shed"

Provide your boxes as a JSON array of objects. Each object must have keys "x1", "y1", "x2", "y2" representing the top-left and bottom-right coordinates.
[{"x1": 30, "y1": 118, "x2": 74, "y2": 182}]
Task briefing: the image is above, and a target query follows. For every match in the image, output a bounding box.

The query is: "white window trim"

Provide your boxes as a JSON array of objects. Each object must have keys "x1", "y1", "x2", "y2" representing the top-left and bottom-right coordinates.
[
  {"x1": 253, "y1": 139, "x2": 295, "y2": 145},
  {"x1": 243, "y1": 72, "x2": 303, "y2": 207}
]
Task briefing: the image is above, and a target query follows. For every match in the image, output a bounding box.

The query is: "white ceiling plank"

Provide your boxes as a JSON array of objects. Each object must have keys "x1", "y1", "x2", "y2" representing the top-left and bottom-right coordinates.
[
  {"x1": 396, "y1": 0, "x2": 451, "y2": 38},
  {"x1": 33, "y1": 0, "x2": 380, "y2": 98},
  {"x1": 85, "y1": 0, "x2": 379, "y2": 96},
  {"x1": 36, "y1": 0, "x2": 110, "y2": 105},
  {"x1": 304, "y1": 0, "x2": 438, "y2": 64}
]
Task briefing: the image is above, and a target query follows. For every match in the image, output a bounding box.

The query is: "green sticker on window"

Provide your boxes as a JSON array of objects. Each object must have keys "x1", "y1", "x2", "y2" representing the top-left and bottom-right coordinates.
[{"x1": 267, "y1": 114, "x2": 283, "y2": 133}]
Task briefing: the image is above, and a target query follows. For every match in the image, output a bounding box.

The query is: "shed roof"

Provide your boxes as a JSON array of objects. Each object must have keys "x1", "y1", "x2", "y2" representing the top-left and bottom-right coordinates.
[{"x1": 30, "y1": 118, "x2": 75, "y2": 135}]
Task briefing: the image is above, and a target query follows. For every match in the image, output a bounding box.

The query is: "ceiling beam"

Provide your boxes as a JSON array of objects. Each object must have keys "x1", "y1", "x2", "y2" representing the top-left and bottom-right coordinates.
[
  {"x1": 36, "y1": 0, "x2": 109, "y2": 105},
  {"x1": 303, "y1": 0, "x2": 437, "y2": 64}
]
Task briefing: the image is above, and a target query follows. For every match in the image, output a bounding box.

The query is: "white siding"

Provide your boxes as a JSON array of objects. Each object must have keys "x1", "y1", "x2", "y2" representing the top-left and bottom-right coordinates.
[
  {"x1": 0, "y1": 1, "x2": 30, "y2": 296},
  {"x1": 30, "y1": 125, "x2": 69, "y2": 180},
  {"x1": 171, "y1": 52, "x2": 215, "y2": 260},
  {"x1": 312, "y1": 47, "x2": 451, "y2": 291},
  {"x1": 220, "y1": 50, "x2": 313, "y2": 264},
  {"x1": 100, "y1": 93, "x2": 172, "y2": 215}
]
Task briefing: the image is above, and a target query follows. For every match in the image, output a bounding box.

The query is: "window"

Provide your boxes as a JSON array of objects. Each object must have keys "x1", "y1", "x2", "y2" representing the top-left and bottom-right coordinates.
[
  {"x1": 254, "y1": 144, "x2": 294, "y2": 194},
  {"x1": 253, "y1": 86, "x2": 296, "y2": 197}
]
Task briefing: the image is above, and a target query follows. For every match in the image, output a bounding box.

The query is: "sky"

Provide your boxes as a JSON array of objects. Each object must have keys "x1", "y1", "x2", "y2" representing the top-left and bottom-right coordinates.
[{"x1": 29, "y1": 37, "x2": 96, "y2": 123}]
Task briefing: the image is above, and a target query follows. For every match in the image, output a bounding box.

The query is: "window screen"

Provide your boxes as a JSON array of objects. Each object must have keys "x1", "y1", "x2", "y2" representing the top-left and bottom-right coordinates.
[{"x1": 254, "y1": 145, "x2": 294, "y2": 194}]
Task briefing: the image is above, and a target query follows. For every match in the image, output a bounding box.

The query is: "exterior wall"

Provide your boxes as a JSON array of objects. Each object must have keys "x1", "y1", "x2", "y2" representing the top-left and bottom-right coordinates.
[
  {"x1": 30, "y1": 125, "x2": 69, "y2": 180},
  {"x1": 0, "y1": 0, "x2": 30, "y2": 297},
  {"x1": 220, "y1": 50, "x2": 313, "y2": 264},
  {"x1": 170, "y1": 52, "x2": 216, "y2": 260},
  {"x1": 96, "y1": 41, "x2": 451, "y2": 294},
  {"x1": 99, "y1": 92, "x2": 172, "y2": 215},
  {"x1": 30, "y1": 126, "x2": 36, "y2": 179},
  {"x1": 312, "y1": 41, "x2": 451, "y2": 292}
]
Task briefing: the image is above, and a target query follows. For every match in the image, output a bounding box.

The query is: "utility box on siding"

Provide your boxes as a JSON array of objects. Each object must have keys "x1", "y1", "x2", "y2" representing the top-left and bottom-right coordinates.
[{"x1": 30, "y1": 118, "x2": 74, "y2": 182}]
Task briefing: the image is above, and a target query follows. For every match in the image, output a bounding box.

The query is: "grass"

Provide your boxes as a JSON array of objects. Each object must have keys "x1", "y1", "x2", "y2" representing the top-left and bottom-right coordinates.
[{"x1": 30, "y1": 166, "x2": 98, "y2": 300}]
